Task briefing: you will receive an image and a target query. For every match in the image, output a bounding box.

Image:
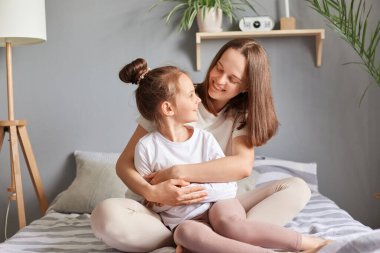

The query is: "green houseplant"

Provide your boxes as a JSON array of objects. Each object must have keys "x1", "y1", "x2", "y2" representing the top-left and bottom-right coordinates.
[
  {"x1": 307, "y1": 0, "x2": 380, "y2": 102},
  {"x1": 151, "y1": 0, "x2": 258, "y2": 32}
]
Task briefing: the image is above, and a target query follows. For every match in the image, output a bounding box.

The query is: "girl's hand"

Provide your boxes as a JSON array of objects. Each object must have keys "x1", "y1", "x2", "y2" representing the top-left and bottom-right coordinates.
[
  {"x1": 144, "y1": 166, "x2": 179, "y2": 185},
  {"x1": 146, "y1": 179, "x2": 207, "y2": 206}
]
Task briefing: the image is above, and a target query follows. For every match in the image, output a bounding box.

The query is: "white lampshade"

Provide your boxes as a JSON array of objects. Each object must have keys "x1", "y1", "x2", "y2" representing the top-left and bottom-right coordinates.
[{"x1": 0, "y1": 0, "x2": 46, "y2": 46}]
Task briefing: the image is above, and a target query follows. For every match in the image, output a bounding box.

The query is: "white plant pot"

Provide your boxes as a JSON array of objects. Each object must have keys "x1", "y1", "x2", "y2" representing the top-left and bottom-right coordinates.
[{"x1": 197, "y1": 7, "x2": 223, "y2": 32}]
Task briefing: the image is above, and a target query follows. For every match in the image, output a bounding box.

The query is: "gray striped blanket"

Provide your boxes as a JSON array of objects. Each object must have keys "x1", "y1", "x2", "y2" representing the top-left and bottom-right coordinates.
[
  {"x1": 0, "y1": 156, "x2": 377, "y2": 253},
  {"x1": 0, "y1": 192, "x2": 375, "y2": 253}
]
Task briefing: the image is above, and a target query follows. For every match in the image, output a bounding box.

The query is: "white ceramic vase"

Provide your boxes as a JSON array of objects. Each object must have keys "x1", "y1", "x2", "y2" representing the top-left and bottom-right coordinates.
[{"x1": 196, "y1": 7, "x2": 223, "y2": 32}]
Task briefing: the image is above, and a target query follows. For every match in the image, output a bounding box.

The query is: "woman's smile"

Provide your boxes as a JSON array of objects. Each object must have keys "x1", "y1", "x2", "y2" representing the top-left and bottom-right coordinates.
[{"x1": 210, "y1": 82, "x2": 225, "y2": 93}]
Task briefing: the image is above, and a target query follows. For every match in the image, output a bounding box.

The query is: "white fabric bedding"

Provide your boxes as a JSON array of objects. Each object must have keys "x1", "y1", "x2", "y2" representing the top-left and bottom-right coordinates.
[{"x1": 0, "y1": 156, "x2": 376, "y2": 253}]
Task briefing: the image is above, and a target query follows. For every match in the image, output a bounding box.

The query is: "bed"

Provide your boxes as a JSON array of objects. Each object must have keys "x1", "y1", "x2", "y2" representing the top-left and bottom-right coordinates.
[{"x1": 0, "y1": 151, "x2": 378, "y2": 253}]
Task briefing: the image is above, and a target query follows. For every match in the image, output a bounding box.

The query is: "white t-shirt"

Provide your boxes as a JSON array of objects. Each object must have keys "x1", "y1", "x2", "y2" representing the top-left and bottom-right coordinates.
[
  {"x1": 137, "y1": 103, "x2": 248, "y2": 156},
  {"x1": 134, "y1": 127, "x2": 237, "y2": 230}
]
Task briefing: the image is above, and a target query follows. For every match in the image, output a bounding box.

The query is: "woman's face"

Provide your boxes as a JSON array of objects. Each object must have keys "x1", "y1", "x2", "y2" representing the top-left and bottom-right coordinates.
[{"x1": 208, "y1": 48, "x2": 247, "y2": 111}]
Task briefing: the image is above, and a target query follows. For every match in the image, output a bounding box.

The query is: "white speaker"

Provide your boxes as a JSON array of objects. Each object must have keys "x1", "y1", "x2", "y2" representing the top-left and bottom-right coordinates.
[{"x1": 239, "y1": 16, "x2": 274, "y2": 32}]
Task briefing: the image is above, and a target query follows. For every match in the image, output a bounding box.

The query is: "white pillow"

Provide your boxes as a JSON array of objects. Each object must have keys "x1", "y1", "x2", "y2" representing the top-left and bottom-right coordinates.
[
  {"x1": 236, "y1": 170, "x2": 259, "y2": 195},
  {"x1": 48, "y1": 151, "x2": 127, "y2": 214},
  {"x1": 254, "y1": 156, "x2": 318, "y2": 192},
  {"x1": 48, "y1": 151, "x2": 318, "y2": 214}
]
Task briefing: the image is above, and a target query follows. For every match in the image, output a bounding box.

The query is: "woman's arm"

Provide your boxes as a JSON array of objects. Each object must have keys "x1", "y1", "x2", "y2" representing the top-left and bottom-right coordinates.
[
  {"x1": 148, "y1": 135, "x2": 254, "y2": 185},
  {"x1": 116, "y1": 125, "x2": 207, "y2": 205}
]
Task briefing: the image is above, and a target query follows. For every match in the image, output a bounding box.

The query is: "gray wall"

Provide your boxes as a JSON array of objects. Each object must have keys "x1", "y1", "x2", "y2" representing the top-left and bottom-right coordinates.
[{"x1": 0, "y1": 0, "x2": 379, "y2": 241}]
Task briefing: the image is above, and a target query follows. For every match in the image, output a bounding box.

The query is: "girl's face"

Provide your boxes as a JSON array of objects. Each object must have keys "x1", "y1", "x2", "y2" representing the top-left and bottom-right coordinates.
[
  {"x1": 208, "y1": 48, "x2": 247, "y2": 111},
  {"x1": 173, "y1": 73, "x2": 201, "y2": 124}
]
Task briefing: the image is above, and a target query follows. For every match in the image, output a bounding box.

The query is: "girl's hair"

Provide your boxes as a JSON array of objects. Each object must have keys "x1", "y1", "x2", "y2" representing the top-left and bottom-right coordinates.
[
  {"x1": 119, "y1": 58, "x2": 184, "y2": 125},
  {"x1": 196, "y1": 38, "x2": 279, "y2": 147}
]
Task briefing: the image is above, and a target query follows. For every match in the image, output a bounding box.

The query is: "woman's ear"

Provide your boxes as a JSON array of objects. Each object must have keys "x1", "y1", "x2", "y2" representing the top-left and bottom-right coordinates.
[{"x1": 161, "y1": 101, "x2": 174, "y2": 116}]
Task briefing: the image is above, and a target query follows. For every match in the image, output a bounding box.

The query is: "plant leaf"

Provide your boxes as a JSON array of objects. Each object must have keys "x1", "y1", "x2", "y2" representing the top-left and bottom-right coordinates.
[{"x1": 307, "y1": 0, "x2": 380, "y2": 94}]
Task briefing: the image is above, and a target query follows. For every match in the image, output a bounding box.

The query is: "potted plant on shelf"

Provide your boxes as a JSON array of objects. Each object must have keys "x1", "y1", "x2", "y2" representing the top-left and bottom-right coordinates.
[{"x1": 151, "y1": 0, "x2": 258, "y2": 32}]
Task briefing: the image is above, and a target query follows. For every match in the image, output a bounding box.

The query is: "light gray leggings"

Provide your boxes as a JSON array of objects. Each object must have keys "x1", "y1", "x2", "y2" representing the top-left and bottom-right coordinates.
[{"x1": 91, "y1": 177, "x2": 311, "y2": 252}]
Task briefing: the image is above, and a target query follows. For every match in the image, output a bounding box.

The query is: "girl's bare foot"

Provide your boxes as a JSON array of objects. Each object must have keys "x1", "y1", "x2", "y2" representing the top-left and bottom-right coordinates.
[
  {"x1": 301, "y1": 238, "x2": 333, "y2": 253},
  {"x1": 176, "y1": 245, "x2": 184, "y2": 253}
]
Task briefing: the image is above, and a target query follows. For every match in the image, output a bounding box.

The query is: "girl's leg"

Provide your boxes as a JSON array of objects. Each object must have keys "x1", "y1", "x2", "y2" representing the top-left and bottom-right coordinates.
[
  {"x1": 174, "y1": 220, "x2": 274, "y2": 253},
  {"x1": 209, "y1": 199, "x2": 302, "y2": 251},
  {"x1": 91, "y1": 198, "x2": 174, "y2": 252},
  {"x1": 237, "y1": 177, "x2": 311, "y2": 226}
]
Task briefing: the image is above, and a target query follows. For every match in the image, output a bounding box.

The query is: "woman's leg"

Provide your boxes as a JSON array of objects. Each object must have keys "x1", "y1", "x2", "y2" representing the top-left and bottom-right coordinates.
[
  {"x1": 174, "y1": 220, "x2": 274, "y2": 253},
  {"x1": 237, "y1": 177, "x2": 311, "y2": 226},
  {"x1": 91, "y1": 198, "x2": 174, "y2": 252},
  {"x1": 209, "y1": 199, "x2": 302, "y2": 251}
]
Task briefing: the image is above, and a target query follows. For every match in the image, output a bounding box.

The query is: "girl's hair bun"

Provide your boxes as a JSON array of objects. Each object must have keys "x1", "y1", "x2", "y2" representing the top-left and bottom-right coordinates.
[{"x1": 119, "y1": 58, "x2": 148, "y2": 85}]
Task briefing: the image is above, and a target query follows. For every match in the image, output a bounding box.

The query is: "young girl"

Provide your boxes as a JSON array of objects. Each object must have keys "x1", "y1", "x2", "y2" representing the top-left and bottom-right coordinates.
[
  {"x1": 91, "y1": 39, "x2": 313, "y2": 252},
  {"x1": 129, "y1": 59, "x2": 237, "y2": 231},
  {"x1": 116, "y1": 58, "x2": 329, "y2": 253}
]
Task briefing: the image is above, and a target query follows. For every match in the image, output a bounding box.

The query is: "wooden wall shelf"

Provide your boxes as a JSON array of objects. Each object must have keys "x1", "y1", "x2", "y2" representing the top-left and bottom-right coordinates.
[{"x1": 195, "y1": 29, "x2": 325, "y2": 71}]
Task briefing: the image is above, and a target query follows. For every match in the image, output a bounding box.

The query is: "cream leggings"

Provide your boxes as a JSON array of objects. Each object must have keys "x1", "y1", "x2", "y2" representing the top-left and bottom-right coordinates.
[{"x1": 91, "y1": 177, "x2": 311, "y2": 252}]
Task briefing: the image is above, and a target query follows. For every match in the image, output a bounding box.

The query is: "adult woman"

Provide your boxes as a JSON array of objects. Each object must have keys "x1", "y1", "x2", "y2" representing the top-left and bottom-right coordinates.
[{"x1": 91, "y1": 38, "x2": 311, "y2": 252}]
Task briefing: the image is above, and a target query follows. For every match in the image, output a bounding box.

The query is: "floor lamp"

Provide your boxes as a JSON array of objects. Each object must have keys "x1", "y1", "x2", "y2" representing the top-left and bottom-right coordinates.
[{"x1": 0, "y1": 0, "x2": 48, "y2": 229}]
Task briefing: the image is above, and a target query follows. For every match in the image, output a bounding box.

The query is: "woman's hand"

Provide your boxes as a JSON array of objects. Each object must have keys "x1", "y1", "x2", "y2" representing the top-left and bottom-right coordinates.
[{"x1": 145, "y1": 178, "x2": 207, "y2": 206}]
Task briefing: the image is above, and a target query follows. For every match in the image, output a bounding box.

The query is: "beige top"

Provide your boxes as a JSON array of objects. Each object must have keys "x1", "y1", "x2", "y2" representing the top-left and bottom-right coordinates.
[{"x1": 137, "y1": 103, "x2": 248, "y2": 156}]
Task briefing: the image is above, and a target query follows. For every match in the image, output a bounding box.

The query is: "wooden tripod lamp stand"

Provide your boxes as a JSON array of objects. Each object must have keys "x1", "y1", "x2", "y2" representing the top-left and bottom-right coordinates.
[{"x1": 0, "y1": 0, "x2": 48, "y2": 229}]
